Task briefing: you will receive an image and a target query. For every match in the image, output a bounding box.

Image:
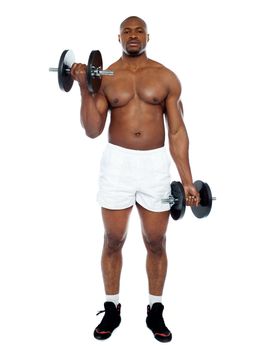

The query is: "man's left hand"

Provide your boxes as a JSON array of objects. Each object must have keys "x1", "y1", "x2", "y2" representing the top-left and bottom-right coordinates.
[{"x1": 183, "y1": 184, "x2": 200, "y2": 207}]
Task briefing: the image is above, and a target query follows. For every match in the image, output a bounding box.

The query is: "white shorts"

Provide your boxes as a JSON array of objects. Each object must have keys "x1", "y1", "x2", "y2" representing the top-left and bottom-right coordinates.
[{"x1": 97, "y1": 143, "x2": 172, "y2": 212}]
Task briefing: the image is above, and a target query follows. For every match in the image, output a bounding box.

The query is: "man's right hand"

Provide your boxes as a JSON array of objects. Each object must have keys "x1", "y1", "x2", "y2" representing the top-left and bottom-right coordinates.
[{"x1": 71, "y1": 63, "x2": 87, "y2": 90}]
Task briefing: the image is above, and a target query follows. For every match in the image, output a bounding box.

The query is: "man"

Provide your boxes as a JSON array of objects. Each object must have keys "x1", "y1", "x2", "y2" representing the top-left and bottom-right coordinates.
[{"x1": 71, "y1": 16, "x2": 200, "y2": 343}]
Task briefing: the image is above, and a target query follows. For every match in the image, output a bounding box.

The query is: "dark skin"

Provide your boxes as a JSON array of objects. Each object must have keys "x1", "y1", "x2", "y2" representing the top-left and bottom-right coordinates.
[{"x1": 71, "y1": 17, "x2": 200, "y2": 296}]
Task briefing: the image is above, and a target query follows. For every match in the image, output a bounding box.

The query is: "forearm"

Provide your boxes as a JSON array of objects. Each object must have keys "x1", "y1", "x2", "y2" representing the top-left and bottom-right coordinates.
[
  {"x1": 168, "y1": 127, "x2": 193, "y2": 185},
  {"x1": 80, "y1": 88, "x2": 106, "y2": 138}
]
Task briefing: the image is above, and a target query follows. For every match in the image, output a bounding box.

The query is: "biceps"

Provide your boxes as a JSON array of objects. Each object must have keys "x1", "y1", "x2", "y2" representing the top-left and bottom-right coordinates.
[
  {"x1": 166, "y1": 98, "x2": 184, "y2": 135},
  {"x1": 95, "y1": 93, "x2": 109, "y2": 118}
]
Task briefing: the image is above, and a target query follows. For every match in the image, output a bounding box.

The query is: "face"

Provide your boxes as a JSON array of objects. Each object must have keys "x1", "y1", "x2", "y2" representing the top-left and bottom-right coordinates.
[{"x1": 119, "y1": 18, "x2": 149, "y2": 56}]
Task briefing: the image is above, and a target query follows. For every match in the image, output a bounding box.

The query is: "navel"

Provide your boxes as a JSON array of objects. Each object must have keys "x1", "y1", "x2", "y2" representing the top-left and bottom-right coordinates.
[{"x1": 134, "y1": 131, "x2": 142, "y2": 137}]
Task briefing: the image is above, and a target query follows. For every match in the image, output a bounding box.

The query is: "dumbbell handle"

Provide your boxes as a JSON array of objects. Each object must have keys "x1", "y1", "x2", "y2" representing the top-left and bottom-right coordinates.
[
  {"x1": 161, "y1": 196, "x2": 178, "y2": 206},
  {"x1": 92, "y1": 69, "x2": 114, "y2": 76},
  {"x1": 161, "y1": 195, "x2": 216, "y2": 206},
  {"x1": 187, "y1": 197, "x2": 217, "y2": 201},
  {"x1": 48, "y1": 66, "x2": 114, "y2": 76}
]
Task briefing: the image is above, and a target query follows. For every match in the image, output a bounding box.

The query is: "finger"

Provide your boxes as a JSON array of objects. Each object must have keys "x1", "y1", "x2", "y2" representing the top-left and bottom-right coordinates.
[
  {"x1": 70, "y1": 63, "x2": 77, "y2": 78},
  {"x1": 71, "y1": 63, "x2": 86, "y2": 79},
  {"x1": 191, "y1": 196, "x2": 196, "y2": 206},
  {"x1": 186, "y1": 195, "x2": 199, "y2": 207},
  {"x1": 78, "y1": 63, "x2": 86, "y2": 74},
  {"x1": 194, "y1": 193, "x2": 200, "y2": 206},
  {"x1": 186, "y1": 195, "x2": 194, "y2": 206}
]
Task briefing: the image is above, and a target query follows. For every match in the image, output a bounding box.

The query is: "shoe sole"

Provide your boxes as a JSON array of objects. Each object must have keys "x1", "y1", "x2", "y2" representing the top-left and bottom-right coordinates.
[
  {"x1": 93, "y1": 319, "x2": 121, "y2": 340},
  {"x1": 146, "y1": 322, "x2": 172, "y2": 342}
]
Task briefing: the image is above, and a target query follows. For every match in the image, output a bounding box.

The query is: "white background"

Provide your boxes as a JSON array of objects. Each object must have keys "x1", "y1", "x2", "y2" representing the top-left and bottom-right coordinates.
[{"x1": 1, "y1": 0, "x2": 258, "y2": 349}]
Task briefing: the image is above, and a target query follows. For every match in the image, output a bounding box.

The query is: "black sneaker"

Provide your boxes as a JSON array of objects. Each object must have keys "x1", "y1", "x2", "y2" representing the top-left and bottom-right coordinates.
[
  {"x1": 146, "y1": 303, "x2": 172, "y2": 342},
  {"x1": 93, "y1": 302, "x2": 121, "y2": 340}
]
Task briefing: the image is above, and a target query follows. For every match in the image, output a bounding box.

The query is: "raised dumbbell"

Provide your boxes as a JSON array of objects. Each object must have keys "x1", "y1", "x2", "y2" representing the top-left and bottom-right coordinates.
[
  {"x1": 162, "y1": 180, "x2": 216, "y2": 220},
  {"x1": 49, "y1": 49, "x2": 114, "y2": 93}
]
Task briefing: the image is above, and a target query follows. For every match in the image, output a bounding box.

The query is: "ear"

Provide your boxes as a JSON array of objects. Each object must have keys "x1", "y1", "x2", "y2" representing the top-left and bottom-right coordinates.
[
  {"x1": 147, "y1": 34, "x2": 150, "y2": 42},
  {"x1": 118, "y1": 34, "x2": 121, "y2": 43}
]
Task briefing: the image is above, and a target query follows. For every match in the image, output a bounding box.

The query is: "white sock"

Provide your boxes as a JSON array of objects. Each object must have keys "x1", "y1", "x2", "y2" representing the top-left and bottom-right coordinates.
[
  {"x1": 106, "y1": 294, "x2": 119, "y2": 307},
  {"x1": 149, "y1": 294, "x2": 162, "y2": 308}
]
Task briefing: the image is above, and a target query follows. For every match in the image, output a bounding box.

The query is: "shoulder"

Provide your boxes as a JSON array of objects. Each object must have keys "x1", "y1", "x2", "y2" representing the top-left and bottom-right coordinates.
[
  {"x1": 106, "y1": 59, "x2": 123, "y2": 71},
  {"x1": 159, "y1": 65, "x2": 181, "y2": 95},
  {"x1": 148, "y1": 59, "x2": 181, "y2": 94}
]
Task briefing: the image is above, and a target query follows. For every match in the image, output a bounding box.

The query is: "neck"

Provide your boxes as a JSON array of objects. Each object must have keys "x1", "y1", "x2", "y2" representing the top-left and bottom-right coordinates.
[{"x1": 121, "y1": 51, "x2": 148, "y2": 68}]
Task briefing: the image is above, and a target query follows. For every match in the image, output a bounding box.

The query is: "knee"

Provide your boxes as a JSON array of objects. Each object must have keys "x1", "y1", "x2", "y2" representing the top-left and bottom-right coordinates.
[
  {"x1": 104, "y1": 231, "x2": 126, "y2": 252},
  {"x1": 145, "y1": 234, "x2": 166, "y2": 254}
]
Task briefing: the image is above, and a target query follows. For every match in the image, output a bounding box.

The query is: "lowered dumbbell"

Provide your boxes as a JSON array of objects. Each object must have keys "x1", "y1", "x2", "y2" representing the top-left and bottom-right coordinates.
[
  {"x1": 191, "y1": 180, "x2": 216, "y2": 218},
  {"x1": 162, "y1": 180, "x2": 216, "y2": 220},
  {"x1": 49, "y1": 49, "x2": 114, "y2": 93}
]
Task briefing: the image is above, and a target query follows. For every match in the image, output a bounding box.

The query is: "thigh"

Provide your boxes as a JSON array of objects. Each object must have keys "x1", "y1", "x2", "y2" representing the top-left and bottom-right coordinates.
[
  {"x1": 136, "y1": 202, "x2": 170, "y2": 241},
  {"x1": 97, "y1": 145, "x2": 136, "y2": 210},
  {"x1": 101, "y1": 206, "x2": 133, "y2": 240},
  {"x1": 136, "y1": 149, "x2": 171, "y2": 213}
]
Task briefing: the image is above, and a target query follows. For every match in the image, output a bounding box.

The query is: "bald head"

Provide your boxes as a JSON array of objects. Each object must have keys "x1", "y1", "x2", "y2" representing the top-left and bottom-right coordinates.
[
  {"x1": 120, "y1": 16, "x2": 147, "y2": 32},
  {"x1": 118, "y1": 16, "x2": 149, "y2": 56}
]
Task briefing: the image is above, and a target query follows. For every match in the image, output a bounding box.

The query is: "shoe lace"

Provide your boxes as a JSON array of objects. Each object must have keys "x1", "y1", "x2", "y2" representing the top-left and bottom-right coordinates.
[
  {"x1": 96, "y1": 310, "x2": 105, "y2": 316},
  {"x1": 96, "y1": 307, "x2": 118, "y2": 330}
]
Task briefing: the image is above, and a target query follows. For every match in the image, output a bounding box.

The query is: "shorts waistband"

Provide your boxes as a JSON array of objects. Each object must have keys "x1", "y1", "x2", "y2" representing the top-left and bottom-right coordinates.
[{"x1": 105, "y1": 143, "x2": 166, "y2": 155}]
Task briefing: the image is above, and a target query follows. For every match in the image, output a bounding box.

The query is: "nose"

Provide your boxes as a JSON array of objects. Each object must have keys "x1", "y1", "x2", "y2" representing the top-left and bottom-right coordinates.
[{"x1": 130, "y1": 32, "x2": 138, "y2": 39}]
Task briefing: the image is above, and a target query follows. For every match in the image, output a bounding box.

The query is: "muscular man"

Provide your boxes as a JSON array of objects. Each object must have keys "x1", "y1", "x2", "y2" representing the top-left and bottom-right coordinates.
[{"x1": 71, "y1": 16, "x2": 200, "y2": 343}]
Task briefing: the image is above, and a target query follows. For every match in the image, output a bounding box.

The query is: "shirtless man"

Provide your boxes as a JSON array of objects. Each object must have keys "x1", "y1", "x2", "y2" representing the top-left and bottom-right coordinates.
[{"x1": 71, "y1": 16, "x2": 200, "y2": 343}]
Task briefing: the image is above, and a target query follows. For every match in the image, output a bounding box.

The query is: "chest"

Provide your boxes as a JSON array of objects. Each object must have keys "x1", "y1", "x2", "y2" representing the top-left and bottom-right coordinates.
[{"x1": 103, "y1": 69, "x2": 168, "y2": 107}]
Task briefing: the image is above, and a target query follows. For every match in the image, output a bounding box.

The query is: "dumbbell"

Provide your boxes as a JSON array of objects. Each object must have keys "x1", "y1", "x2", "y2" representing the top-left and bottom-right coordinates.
[
  {"x1": 162, "y1": 180, "x2": 216, "y2": 220},
  {"x1": 49, "y1": 49, "x2": 114, "y2": 93}
]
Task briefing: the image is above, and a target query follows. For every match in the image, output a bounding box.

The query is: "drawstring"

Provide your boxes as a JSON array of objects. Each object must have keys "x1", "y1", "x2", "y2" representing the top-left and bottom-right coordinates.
[{"x1": 96, "y1": 310, "x2": 105, "y2": 316}]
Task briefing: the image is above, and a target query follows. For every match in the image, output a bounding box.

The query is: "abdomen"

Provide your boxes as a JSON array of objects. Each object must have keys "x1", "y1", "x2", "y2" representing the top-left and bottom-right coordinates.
[{"x1": 108, "y1": 104, "x2": 166, "y2": 150}]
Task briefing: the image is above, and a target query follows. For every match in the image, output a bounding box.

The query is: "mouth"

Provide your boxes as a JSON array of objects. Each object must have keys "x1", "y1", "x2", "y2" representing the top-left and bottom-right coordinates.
[{"x1": 128, "y1": 40, "x2": 140, "y2": 46}]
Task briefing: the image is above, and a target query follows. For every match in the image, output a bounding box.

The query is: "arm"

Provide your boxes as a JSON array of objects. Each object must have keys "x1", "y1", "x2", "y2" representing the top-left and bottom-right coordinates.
[
  {"x1": 165, "y1": 72, "x2": 200, "y2": 205},
  {"x1": 71, "y1": 63, "x2": 109, "y2": 138}
]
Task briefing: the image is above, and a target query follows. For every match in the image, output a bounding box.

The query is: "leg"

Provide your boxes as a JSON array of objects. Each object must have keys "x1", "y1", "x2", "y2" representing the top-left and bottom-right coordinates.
[
  {"x1": 101, "y1": 206, "x2": 133, "y2": 295},
  {"x1": 94, "y1": 206, "x2": 132, "y2": 340},
  {"x1": 136, "y1": 203, "x2": 172, "y2": 343},
  {"x1": 136, "y1": 202, "x2": 170, "y2": 296}
]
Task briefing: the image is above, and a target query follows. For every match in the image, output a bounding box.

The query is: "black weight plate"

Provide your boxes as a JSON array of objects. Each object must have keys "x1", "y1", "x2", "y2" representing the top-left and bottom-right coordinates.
[
  {"x1": 191, "y1": 180, "x2": 212, "y2": 218},
  {"x1": 58, "y1": 50, "x2": 75, "y2": 92},
  {"x1": 87, "y1": 50, "x2": 103, "y2": 93},
  {"x1": 170, "y1": 181, "x2": 186, "y2": 220}
]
